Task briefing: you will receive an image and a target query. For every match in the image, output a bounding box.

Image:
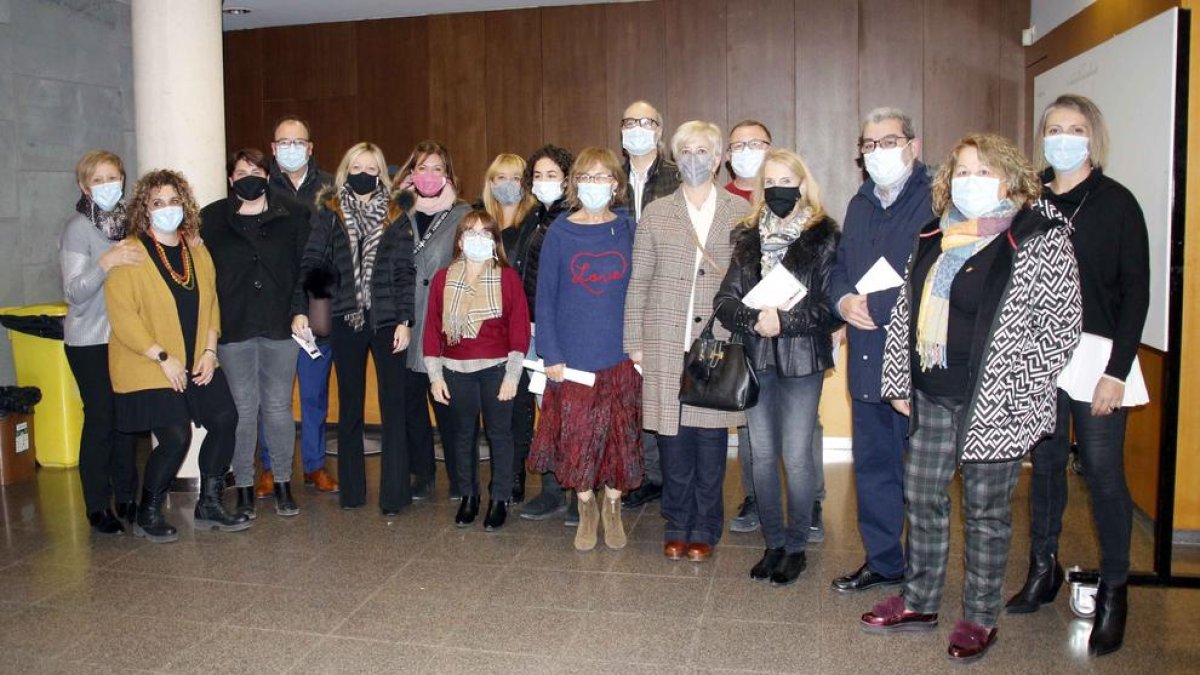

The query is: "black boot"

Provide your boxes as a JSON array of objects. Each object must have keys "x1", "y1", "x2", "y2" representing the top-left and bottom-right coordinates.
[
  {"x1": 455, "y1": 495, "x2": 480, "y2": 527},
  {"x1": 769, "y1": 551, "x2": 807, "y2": 586},
  {"x1": 87, "y1": 509, "x2": 125, "y2": 535},
  {"x1": 114, "y1": 501, "x2": 137, "y2": 526},
  {"x1": 512, "y1": 471, "x2": 526, "y2": 505},
  {"x1": 750, "y1": 547, "x2": 785, "y2": 582},
  {"x1": 273, "y1": 481, "x2": 300, "y2": 517},
  {"x1": 133, "y1": 490, "x2": 178, "y2": 544},
  {"x1": 1088, "y1": 581, "x2": 1128, "y2": 656},
  {"x1": 194, "y1": 475, "x2": 252, "y2": 532},
  {"x1": 483, "y1": 499, "x2": 508, "y2": 531},
  {"x1": 1005, "y1": 552, "x2": 1065, "y2": 614},
  {"x1": 235, "y1": 486, "x2": 257, "y2": 520}
]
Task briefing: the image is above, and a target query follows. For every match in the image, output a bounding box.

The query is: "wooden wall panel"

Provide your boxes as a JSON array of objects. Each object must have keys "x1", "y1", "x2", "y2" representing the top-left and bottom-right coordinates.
[
  {"x1": 859, "y1": 0, "x2": 924, "y2": 142},
  {"x1": 726, "y1": 0, "x2": 796, "y2": 153},
  {"x1": 222, "y1": 30, "x2": 264, "y2": 155},
  {"x1": 427, "y1": 13, "x2": 488, "y2": 200},
  {"x1": 605, "y1": 0, "x2": 667, "y2": 151},
  {"x1": 997, "y1": 0, "x2": 1030, "y2": 150},
  {"x1": 484, "y1": 10, "x2": 543, "y2": 162},
  {"x1": 262, "y1": 97, "x2": 359, "y2": 173},
  {"x1": 540, "y1": 5, "x2": 610, "y2": 154},
  {"x1": 796, "y1": 0, "x2": 860, "y2": 224},
  {"x1": 356, "y1": 17, "x2": 430, "y2": 164},
  {"x1": 664, "y1": 0, "x2": 729, "y2": 136},
  {"x1": 922, "y1": 0, "x2": 1001, "y2": 161},
  {"x1": 260, "y1": 23, "x2": 357, "y2": 101}
]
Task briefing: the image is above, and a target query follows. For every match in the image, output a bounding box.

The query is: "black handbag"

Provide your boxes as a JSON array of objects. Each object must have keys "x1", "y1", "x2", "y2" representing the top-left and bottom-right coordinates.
[{"x1": 679, "y1": 309, "x2": 759, "y2": 412}]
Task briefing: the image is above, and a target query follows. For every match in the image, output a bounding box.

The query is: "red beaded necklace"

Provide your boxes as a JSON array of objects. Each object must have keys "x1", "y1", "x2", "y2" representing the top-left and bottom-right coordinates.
[{"x1": 152, "y1": 235, "x2": 194, "y2": 289}]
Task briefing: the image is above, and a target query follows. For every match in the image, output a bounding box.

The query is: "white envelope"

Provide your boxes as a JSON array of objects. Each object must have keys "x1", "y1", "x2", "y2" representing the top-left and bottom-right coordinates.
[
  {"x1": 527, "y1": 371, "x2": 547, "y2": 395},
  {"x1": 1056, "y1": 333, "x2": 1150, "y2": 406},
  {"x1": 743, "y1": 265, "x2": 808, "y2": 310},
  {"x1": 292, "y1": 329, "x2": 322, "y2": 360},
  {"x1": 856, "y1": 257, "x2": 905, "y2": 295}
]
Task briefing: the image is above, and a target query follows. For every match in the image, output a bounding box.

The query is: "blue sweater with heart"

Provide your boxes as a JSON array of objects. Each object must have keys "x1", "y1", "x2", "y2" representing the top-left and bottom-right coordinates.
[{"x1": 534, "y1": 208, "x2": 636, "y2": 372}]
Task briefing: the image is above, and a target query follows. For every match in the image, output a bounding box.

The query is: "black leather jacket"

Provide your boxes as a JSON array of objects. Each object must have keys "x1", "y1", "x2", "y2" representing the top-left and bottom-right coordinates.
[{"x1": 714, "y1": 216, "x2": 843, "y2": 377}]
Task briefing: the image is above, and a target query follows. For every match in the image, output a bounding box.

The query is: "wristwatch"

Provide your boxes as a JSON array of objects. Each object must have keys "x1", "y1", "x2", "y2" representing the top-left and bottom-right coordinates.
[{"x1": 156, "y1": 350, "x2": 168, "y2": 362}]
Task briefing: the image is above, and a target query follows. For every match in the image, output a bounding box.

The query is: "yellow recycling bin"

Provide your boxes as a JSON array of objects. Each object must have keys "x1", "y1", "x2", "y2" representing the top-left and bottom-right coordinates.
[{"x1": 0, "y1": 302, "x2": 83, "y2": 467}]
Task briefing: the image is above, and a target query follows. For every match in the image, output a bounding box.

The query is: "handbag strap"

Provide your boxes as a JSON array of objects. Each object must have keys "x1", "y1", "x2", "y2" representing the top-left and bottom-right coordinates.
[
  {"x1": 698, "y1": 299, "x2": 743, "y2": 344},
  {"x1": 683, "y1": 213, "x2": 726, "y2": 277}
]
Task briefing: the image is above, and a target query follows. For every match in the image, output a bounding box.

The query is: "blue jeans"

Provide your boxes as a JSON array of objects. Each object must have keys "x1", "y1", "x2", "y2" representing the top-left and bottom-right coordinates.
[
  {"x1": 851, "y1": 398, "x2": 909, "y2": 578},
  {"x1": 658, "y1": 423, "x2": 729, "y2": 546},
  {"x1": 745, "y1": 368, "x2": 823, "y2": 553},
  {"x1": 261, "y1": 339, "x2": 333, "y2": 473}
]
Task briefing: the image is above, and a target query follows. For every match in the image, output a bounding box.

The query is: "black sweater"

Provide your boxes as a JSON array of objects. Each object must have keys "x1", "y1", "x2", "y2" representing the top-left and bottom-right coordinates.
[
  {"x1": 501, "y1": 198, "x2": 568, "y2": 320},
  {"x1": 1036, "y1": 169, "x2": 1149, "y2": 380}
]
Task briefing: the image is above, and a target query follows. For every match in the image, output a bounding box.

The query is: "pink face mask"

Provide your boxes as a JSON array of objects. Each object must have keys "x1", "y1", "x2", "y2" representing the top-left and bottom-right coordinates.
[{"x1": 412, "y1": 173, "x2": 447, "y2": 197}]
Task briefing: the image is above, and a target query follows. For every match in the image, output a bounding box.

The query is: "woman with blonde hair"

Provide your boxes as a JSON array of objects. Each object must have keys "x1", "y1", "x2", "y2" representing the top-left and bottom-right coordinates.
[
  {"x1": 106, "y1": 169, "x2": 248, "y2": 542},
  {"x1": 481, "y1": 153, "x2": 536, "y2": 230},
  {"x1": 292, "y1": 142, "x2": 414, "y2": 513},
  {"x1": 860, "y1": 133, "x2": 1081, "y2": 663},
  {"x1": 714, "y1": 148, "x2": 842, "y2": 585}
]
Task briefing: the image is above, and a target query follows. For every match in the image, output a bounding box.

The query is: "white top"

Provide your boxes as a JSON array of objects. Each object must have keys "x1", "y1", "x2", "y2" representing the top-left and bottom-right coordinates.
[
  {"x1": 682, "y1": 185, "x2": 717, "y2": 348},
  {"x1": 629, "y1": 162, "x2": 649, "y2": 221}
]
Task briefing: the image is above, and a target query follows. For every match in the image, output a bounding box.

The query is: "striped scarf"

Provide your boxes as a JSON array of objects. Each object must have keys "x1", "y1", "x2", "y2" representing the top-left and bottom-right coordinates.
[
  {"x1": 442, "y1": 258, "x2": 503, "y2": 346},
  {"x1": 915, "y1": 199, "x2": 1017, "y2": 370},
  {"x1": 339, "y1": 184, "x2": 390, "y2": 331}
]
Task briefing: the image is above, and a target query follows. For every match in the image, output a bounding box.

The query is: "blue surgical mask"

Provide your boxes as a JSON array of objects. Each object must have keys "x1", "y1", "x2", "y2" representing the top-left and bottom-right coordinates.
[
  {"x1": 491, "y1": 181, "x2": 522, "y2": 206},
  {"x1": 622, "y1": 127, "x2": 656, "y2": 157},
  {"x1": 90, "y1": 181, "x2": 123, "y2": 211},
  {"x1": 150, "y1": 205, "x2": 184, "y2": 233},
  {"x1": 462, "y1": 234, "x2": 495, "y2": 262},
  {"x1": 950, "y1": 176, "x2": 1002, "y2": 219},
  {"x1": 276, "y1": 145, "x2": 308, "y2": 173},
  {"x1": 1043, "y1": 134, "x2": 1090, "y2": 173},
  {"x1": 577, "y1": 183, "x2": 612, "y2": 211}
]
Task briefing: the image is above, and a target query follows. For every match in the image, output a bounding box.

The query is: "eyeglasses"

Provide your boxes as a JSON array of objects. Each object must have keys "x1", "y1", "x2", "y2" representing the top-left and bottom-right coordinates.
[
  {"x1": 621, "y1": 117, "x2": 660, "y2": 130},
  {"x1": 729, "y1": 139, "x2": 771, "y2": 152},
  {"x1": 575, "y1": 173, "x2": 614, "y2": 184},
  {"x1": 274, "y1": 139, "x2": 311, "y2": 150},
  {"x1": 859, "y1": 135, "x2": 911, "y2": 154}
]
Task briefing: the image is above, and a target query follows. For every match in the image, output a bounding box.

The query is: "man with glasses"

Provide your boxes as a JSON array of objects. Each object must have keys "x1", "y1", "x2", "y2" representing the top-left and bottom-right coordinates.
[
  {"x1": 724, "y1": 119, "x2": 773, "y2": 201},
  {"x1": 257, "y1": 115, "x2": 338, "y2": 497},
  {"x1": 828, "y1": 107, "x2": 930, "y2": 592},
  {"x1": 619, "y1": 100, "x2": 681, "y2": 511}
]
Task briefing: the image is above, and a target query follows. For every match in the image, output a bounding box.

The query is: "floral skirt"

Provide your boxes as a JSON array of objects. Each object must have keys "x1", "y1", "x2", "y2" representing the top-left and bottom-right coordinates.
[{"x1": 528, "y1": 359, "x2": 643, "y2": 492}]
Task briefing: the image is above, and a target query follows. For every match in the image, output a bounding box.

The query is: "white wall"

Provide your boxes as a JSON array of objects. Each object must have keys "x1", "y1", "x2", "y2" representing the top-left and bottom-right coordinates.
[{"x1": 1031, "y1": 0, "x2": 1095, "y2": 42}]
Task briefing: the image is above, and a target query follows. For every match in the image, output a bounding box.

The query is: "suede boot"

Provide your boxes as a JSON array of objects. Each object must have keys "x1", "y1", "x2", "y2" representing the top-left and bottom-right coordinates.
[
  {"x1": 601, "y1": 495, "x2": 626, "y2": 549},
  {"x1": 574, "y1": 496, "x2": 600, "y2": 551}
]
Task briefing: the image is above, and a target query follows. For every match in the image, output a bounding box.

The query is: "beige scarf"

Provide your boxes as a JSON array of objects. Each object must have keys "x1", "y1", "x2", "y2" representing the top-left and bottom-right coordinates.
[{"x1": 441, "y1": 259, "x2": 503, "y2": 345}]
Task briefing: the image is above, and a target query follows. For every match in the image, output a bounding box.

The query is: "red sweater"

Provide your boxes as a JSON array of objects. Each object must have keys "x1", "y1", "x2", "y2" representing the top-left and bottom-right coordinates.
[{"x1": 422, "y1": 265, "x2": 531, "y2": 361}]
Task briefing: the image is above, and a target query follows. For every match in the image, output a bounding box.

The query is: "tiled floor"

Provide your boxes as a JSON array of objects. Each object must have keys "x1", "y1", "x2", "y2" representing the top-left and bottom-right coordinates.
[{"x1": 0, "y1": 438, "x2": 1197, "y2": 674}]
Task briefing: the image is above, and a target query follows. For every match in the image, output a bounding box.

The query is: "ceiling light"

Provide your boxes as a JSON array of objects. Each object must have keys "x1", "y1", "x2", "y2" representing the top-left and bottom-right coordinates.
[{"x1": 223, "y1": 7, "x2": 252, "y2": 15}]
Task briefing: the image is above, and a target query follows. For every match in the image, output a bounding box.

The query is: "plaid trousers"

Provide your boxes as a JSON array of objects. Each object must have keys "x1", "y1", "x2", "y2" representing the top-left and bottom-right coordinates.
[{"x1": 903, "y1": 390, "x2": 1023, "y2": 627}]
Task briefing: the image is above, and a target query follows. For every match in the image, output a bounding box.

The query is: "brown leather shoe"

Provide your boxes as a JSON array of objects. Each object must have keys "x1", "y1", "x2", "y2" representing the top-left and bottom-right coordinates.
[
  {"x1": 686, "y1": 542, "x2": 714, "y2": 562},
  {"x1": 304, "y1": 468, "x2": 339, "y2": 493},
  {"x1": 663, "y1": 540, "x2": 687, "y2": 560},
  {"x1": 254, "y1": 469, "x2": 274, "y2": 499},
  {"x1": 860, "y1": 595, "x2": 939, "y2": 634},
  {"x1": 947, "y1": 620, "x2": 997, "y2": 662}
]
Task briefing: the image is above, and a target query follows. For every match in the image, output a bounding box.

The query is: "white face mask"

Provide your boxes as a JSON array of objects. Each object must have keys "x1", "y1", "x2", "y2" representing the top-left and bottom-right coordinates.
[
  {"x1": 90, "y1": 181, "x2": 123, "y2": 211},
  {"x1": 864, "y1": 146, "x2": 910, "y2": 187},
  {"x1": 577, "y1": 182, "x2": 613, "y2": 211},
  {"x1": 951, "y1": 176, "x2": 1002, "y2": 219},
  {"x1": 1043, "y1": 134, "x2": 1090, "y2": 173},
  {"x1": 462, "y1": 234, "x2": 495, "y2": 262},
  {"x1": 531, "y1": 180, "x2": 563, "y2": 206},
  {"x1": 622, "y1": 127, "x2": 657, "y2": 157},
  {"x1": 729, "y1": 149, "x2": 766, "y2": 179},
  {"x1": 150, "y1": 205, "x2": 184, "y2": 233}
]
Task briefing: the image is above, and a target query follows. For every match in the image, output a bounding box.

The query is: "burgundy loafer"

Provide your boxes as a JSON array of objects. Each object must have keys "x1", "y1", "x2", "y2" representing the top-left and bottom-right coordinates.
[
  {"x1": 947, "y1": 620, "x2": 997, "y2": 662},
  {"x1": 860, "y1": 596, "x2": 939, "y2": 634}
]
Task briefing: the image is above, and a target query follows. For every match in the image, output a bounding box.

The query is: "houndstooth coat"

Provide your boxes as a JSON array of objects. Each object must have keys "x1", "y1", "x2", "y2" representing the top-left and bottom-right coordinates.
[
  {"x1": 624, "y1": 188, "x2": 750, "y2": 436},
  {"x1": 881, "y1": 209, "x2": 1082, "y2": 462}
]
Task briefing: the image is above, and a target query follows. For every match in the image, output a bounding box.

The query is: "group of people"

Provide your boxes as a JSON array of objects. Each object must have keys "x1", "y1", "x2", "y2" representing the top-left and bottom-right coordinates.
[{"x1": 59, "y1": 92, "x2": 1147, "y2": 662}]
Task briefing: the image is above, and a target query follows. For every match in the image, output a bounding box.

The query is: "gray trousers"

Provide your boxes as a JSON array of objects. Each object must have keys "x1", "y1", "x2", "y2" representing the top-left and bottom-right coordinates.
[
  {"x1": 219, "y1": 337, "x2": 300, "y2": 487},
  {"x1": 904, "y1": 390, "x2": 1022, "y2": 627},
  {"x1": 737, "y1": 419, "x2": 824, "y2": 502}
]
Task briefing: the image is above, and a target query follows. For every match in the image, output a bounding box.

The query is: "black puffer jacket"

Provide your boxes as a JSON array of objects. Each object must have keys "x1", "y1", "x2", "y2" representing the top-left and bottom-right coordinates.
[
  {"x1": 501, "y1": 198, "x2": 568, "y2": 320},
  {"x1": 714, "y1": 216, "x2": 843, "y2": 377}
]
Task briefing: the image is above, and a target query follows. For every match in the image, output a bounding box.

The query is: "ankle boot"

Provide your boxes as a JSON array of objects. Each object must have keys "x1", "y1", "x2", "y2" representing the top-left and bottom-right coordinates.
[
  {"x1": 574, "y1": 497, "x2": 600, "y2": 552},
  {"x1": 87, "y1": 509, "x2": 125, "y2": 535},
  {"x1": 512, "y1": 470, "x2": 526, "y2": 504},
  {"x1": 115, "y1": 501, "x2": 138, "y2": 526},
  {"x1": 273, "y1": 481, "x2": 300, "y2": 517},
  {"x1": 1088, "y1": 581, "x2": 1128, "y2": 656},
  {"x1": 483, "y1": 499, "x2": 508, "y2": 531},
  {"x1": 194, "y1": 475, "x2": 252, "y2": 532},
  {"x1": 601, "y1": 496, "x2": 626, "y2": 550},
  {"x1": 1005, "y1": 552, "x2": 1065, "y2": 614},
  {"x1": 235, "y1": 486, "x2": 257, "y2": 520},
  {"x1": 133, "y1": 490, "x2": 178, "y2": 544},
  {"x1": 455, "y1": 495, "x2": 480, "y2": 526}
]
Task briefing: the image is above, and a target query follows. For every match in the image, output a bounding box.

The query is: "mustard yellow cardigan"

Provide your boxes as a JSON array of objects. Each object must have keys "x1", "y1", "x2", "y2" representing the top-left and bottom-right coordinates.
[{"x1": 104, "y1": 238, "x2": 220, "y2": 393}]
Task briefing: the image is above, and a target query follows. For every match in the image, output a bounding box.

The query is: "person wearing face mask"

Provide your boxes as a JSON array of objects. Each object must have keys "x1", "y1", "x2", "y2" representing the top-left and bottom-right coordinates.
[
  {"x1": 391, "y1": 140, "x2": 474, "y2": 503},
  {"x1": 624, "y1": 121, "x2": 749, "y2": 562},
  {"x1": 619, "y1": 100, "x2": 680, "y2": 512},
  {"x1": 527, "y1": 148, "x2": 640, "y2": 552},
  {"x1": 105, "y1": 169, "x2": 247, "y2": 543},
  {"x1": 1005, "y1": 95, "x2": 1150, "y2": 657},
  {"x1": 292, "y1": 142, "x2": 414, "y2": 513},
  {"x1": 860, "y1": 134, "x2": 1081, "y2": 663},
  {"x1": 60, "y1": 150, "x2": 143, "y2": 535},
  {"x1": 262, "y1": 115, "x2": 338, "y2": 497},
  {"x1": 715, "y1": 149, "x2": 842, "y2": 585},
  {"x1": 828, "y1": 107, "x2": 931, "y2": 595},
  {"x1": 423, "y1": 210, "x2": 531, "y2": 530},
  {"x1": 200, "y1": 148, "x2": 312, "y2": 519}
]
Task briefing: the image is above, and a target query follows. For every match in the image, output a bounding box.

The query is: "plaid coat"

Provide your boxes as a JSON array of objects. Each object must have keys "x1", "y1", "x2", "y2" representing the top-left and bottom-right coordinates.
[{"x1": 624, "y1": 188, "x2": 750, "y2": 436}]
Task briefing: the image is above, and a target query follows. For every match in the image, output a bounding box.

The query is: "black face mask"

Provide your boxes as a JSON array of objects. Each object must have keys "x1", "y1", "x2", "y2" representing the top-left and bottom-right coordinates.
[
  {"x1": 764, "y1": 186, "x2": 801, "y2": 219},
  {"x1": 231, "y1": 175, "x2": 268, "y2": 202},
  {"x1": 346, "y1": 172, "x2": 379, "y2": 196}
]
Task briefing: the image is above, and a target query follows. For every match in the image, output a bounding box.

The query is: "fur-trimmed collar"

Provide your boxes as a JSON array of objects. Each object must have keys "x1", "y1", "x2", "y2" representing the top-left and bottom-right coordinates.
[
  {"x1": 317, "y1": 184, "x2": 406, "y2": 223},
  {"x1": 731, "y1": 215, "x2": 838, "y2": 274}
]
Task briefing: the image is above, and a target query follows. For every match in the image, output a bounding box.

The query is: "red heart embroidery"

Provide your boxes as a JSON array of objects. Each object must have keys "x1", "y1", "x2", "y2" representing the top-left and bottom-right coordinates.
[{"x1": 569, "y1": 251, "x2": 628, "y2": 296}]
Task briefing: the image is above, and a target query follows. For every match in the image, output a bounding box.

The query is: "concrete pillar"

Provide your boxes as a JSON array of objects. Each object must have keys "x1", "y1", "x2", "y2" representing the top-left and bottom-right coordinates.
[{"x1": 132, "y1": 0, "x2": 226, "y2": 486}]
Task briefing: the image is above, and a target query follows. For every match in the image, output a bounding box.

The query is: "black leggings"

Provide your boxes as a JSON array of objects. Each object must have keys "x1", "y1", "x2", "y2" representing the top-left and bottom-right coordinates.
[{"x1": 142, "y1": 373, "x2": 239, "y2": 497}]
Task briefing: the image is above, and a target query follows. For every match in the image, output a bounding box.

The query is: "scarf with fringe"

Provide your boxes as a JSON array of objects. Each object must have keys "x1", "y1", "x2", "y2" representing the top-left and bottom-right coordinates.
[{"x1": 441, "y1": 258, "x2": 503, "y2": 345}]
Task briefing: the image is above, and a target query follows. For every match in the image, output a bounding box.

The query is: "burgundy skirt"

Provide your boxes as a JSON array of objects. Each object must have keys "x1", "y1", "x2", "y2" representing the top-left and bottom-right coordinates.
[{"x1": 528, "y1": 359, "x2": 643, "y2": 492}]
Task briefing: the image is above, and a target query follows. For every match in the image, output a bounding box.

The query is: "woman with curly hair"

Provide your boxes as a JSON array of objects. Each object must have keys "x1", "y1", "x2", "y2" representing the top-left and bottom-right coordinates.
[
  {"x1": 105, "y1": 169, "x2": 249, "y2": 543},
  {"x1": 859, "y1": 134, "x2": 1081, "y2": 662}
]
